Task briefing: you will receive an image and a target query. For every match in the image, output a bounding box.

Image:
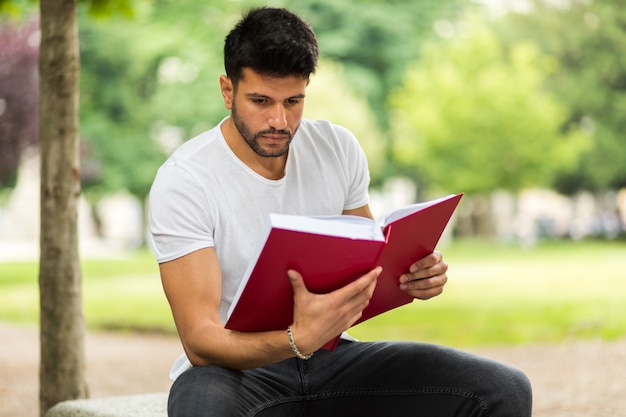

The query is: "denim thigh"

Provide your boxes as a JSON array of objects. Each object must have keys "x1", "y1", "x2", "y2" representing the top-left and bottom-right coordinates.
[{"x1": 168, "y1": 340, "x2": 532, "y2": 417}]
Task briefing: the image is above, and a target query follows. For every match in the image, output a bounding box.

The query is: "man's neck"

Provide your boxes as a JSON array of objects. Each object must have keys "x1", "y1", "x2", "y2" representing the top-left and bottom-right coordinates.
[{"x1": 221, "y1": 118, "x2": 288, "y2": 180}]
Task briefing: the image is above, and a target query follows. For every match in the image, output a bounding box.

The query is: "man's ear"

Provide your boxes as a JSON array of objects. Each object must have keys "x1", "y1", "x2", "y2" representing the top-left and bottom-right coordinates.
[{"x1": 219, "y1": 75, "x2": 234, "y2": 110}]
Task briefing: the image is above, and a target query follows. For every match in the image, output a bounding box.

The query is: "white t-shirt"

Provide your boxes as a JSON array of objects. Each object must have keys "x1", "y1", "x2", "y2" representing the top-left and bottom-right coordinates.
[{"x1": 148, "y1": 118, "x2": 370, "y2": 378}]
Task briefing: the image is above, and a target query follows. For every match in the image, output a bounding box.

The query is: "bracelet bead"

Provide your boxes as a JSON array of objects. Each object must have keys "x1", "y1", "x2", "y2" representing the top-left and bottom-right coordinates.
[{"x1": 287, "y1": 326, "x2": 313, "y2": 360}]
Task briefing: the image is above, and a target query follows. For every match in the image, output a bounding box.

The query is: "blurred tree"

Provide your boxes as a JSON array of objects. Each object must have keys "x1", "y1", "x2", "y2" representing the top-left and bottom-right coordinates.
[
  {"x1": 0, "y1": 16, "x2": 39, "y2": 188},
  {"x1": 76, "y1": 0, "x2": 244, "y2": 239},
  {"x1": 305, "y1": 60, "x2": 386, "y2": 178},
  {"x1": 1, "y1": 1, "x2": 138, "y2": 415},
  {"x1": 38, "y1": 0, "x2": 87, "y2": 415},
  {"x1": 287, "y1": 0, "x2": 464, "y2": 181},
  {"x1": 496, "y1": 0, "x2": 626, "y2": 193},
  {"x1": 390, "y1": 20, "x2": 590, "y2": 195},
  {"x1": 3, "y1": 0, "x2": 468, "y2": 196},
  {"x1": 77, "y1": 15, "x2": 170, "y2": 202},
  {"x1": 287, "y1": 0, "x2": 461, "y2": 129}
]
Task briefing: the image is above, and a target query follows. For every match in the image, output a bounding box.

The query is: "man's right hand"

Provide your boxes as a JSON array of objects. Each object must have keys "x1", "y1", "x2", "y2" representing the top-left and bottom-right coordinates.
[
  {"x1": 286, "y1": 266, "x2": 381, "y2": 355},
  {"x1": 160, "y1": 247, "x2": 381, "y2": 370}
]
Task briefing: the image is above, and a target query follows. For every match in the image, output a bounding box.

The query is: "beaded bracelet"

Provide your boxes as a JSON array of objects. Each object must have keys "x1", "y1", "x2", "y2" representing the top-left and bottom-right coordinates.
[{"x1": 287, "y1": 326, "x2": 313, "y2": 360}]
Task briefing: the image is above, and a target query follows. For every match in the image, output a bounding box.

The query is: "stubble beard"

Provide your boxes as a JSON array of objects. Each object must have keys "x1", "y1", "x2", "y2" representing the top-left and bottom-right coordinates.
[{"x1": 231, "y1": 103, "x2": 294, "y2": 158}]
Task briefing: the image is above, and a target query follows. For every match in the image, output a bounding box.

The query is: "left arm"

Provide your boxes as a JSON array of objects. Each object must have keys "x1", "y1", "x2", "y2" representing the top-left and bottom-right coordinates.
[{"x1": 343, "y1": 204, "x2": 448, "y2": 301}]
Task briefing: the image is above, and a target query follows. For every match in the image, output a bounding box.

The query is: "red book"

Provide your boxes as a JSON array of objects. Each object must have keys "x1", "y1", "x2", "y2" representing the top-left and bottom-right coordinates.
[{"x1": 225, "y1": 193, "x2": 463, "y2": 350}]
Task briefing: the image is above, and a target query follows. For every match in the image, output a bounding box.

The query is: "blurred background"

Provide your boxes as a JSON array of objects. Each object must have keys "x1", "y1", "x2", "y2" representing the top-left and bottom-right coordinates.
[
  {"x1": 1, "y1": 1, "x2": 626, "y2": 414},
  {"x1": 2, "y1": 0, "x2": 625, "y2": 253}
]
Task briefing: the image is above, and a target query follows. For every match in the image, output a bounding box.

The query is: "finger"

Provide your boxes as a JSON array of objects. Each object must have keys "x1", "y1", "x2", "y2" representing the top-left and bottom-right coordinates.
[
  {"x1": 409, "y1": 251, "x2": 443, "y2": 273},
  {"x1": 400, "y1": 271, "x2": 447, "y2": 290},
  {"x1": 401, "y1": 259, "x2": 448, "y2": 284},
  {"x1": 287, "y1": 269, "x2": 308, "y2": 295},
  {"x1": 401, "y1": 274, "x2": 447, "y2": 300},
  {"x1": 406, "y1": 284, "x2": 445, "y2": 300},
  {"x1": 336, "y1": 267, "x2": 381, "y2": 302}
]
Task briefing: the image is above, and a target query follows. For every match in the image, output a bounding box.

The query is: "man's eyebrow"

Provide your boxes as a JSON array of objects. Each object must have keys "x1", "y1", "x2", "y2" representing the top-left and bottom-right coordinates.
[
  {"x1": 245, "y1": 93, "x2": 270, "y2": 98},
  {"x1": 245, "y1": 93, "x2": 306, "y2": 99}
]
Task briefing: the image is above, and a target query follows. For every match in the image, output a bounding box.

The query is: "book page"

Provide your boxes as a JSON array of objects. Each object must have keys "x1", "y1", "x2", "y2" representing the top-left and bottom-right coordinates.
[
  {"x1": 378, "y1": 194, "x2": 457, "y2": 226},
  {"x1": 269, "y1": 213, "x2": 385, "y2": 241}
]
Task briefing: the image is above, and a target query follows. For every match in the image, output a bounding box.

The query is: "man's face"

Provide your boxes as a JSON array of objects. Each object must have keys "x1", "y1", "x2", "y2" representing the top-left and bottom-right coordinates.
[{"x1": 221, "y1": 68, "x2": 309, "y2": 158}]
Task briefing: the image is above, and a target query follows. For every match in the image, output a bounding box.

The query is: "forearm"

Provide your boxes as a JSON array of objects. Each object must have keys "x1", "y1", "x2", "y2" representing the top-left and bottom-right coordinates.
[
  {"x1": 159, "y1": 248, "x2": 376, "y2": 370},
  {"x1": 181, "y1": 323, "x2": 302, "y2": 370}
]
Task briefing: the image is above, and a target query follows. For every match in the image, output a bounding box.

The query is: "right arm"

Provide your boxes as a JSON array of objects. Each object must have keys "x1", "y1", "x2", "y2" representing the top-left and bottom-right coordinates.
[{"x1": 160, "y1": 246, "x2": 379, "y2": 370}]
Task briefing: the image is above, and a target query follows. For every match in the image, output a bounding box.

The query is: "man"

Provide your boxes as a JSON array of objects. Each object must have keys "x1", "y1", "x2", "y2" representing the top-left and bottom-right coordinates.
[{"x1": 149, "y1": 7, "x2": 532, "y2": 416}]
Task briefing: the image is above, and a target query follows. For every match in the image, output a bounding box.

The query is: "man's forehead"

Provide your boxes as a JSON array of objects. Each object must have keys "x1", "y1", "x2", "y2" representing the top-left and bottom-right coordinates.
[{"x1": 237, "y1": 68, "x2": 309, "y2": 95}]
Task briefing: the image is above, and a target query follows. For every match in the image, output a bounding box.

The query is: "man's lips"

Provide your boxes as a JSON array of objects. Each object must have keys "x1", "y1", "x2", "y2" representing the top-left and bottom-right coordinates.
[{"x1": 261, "y1": 134, "x2": 289, "y2": 141}]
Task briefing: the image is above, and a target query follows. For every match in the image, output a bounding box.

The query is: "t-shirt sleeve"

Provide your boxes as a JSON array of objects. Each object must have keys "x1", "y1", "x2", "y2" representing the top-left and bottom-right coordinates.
[
  {"x1": 333, "y1": 124, "x2": 371, "y2": 211},
  {"x1": 148, "y1": 161, "x2": 215, "y2": 263}
]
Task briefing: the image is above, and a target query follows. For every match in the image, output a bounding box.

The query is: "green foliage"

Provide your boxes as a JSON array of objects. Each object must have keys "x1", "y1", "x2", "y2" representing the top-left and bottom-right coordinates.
[
  {"x1": 84, "y1": 0, "x2": 136, "y2": 17},
  {"x1": 75, "y1": 0, "x2": 466, "y2": 197},
  {"x1": 0, "y1": 0, "x2": 135, "y2": 17},
  {"x1": 77, "y1": 0, "x2": 322, "y2": 201},
  {"x1": 390, "y1": 20, "x2": 590, "y2": 194},
  {"x1": 0, "y1": 0, "x2": 34, "y2": 16},
  {"x1": 8, "y1": 0, "x2": 622, "y2": 199},
  {"x1": 288, "y1": 0, "x2": 463, "y2": 130},
  {"x1": 497, "y1": 0, "x2": 626, "y2": 192},
  {"x1": 3, "y1": 0, "x2": 466, "y2": 198},
  {"x1": 1, "y1": 241, "x2": 625, "y2": 346},
  {"x1": 77, "y1": 1, "x2": 231, "y2": 201},
  {"x1": 305, "y1": 60, "x2": 386, "y2": 178},
  {"x1": 78, "y1": 13, "x2": 160, "y2": 200}
]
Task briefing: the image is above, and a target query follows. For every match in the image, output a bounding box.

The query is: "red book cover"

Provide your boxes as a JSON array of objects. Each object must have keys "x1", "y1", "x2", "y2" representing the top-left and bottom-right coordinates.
[{"x1": 225, "y1": 193, "x2": 463, "y2": 350}]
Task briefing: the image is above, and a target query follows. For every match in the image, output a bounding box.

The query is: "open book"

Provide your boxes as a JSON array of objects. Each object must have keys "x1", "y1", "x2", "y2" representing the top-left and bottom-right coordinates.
[{"x1": 225, "y1": 193, "x2": 463, "y2": 350}]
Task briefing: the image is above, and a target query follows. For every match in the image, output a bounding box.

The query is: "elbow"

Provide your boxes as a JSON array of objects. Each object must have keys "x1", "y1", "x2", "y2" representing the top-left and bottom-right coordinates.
[
  {"x1": 182, "y1": 342, "x2": 215, "y2": 367},
  {"x1": 179, "y1": 331, "x2": 217, "y2": 367},
  {"x1": 188, "y1": 354, "x2": 213, "y2": 367}
]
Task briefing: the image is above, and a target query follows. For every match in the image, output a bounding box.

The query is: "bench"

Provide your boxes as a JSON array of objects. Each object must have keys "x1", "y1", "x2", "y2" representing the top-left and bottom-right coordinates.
[{"x1": 45, "y1": 393, "x2": 167, "y2": 417}]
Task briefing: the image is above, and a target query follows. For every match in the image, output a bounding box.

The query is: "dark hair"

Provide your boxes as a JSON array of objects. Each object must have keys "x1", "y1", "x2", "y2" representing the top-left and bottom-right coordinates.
[{"x1": 224, "y1": 7, "x2": 319, "y2": 85}]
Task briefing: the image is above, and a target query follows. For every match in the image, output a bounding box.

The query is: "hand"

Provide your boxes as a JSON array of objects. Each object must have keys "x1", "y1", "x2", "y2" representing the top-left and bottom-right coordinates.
[
  {"x1": 399, "y1": 251, "x2": 448, "y2": 300},
  {"x1": 287, "y1": 267, "x2": 380, "y2": 353}
]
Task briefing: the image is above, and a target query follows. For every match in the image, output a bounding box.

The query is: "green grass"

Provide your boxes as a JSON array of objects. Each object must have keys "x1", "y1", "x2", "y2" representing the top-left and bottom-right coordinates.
[
  {"x1": 350, "y1": 239, "x2": 626, "y2": 347},
  {"x1": 0, "y1": 250, "x2": 176, "y2": 334},
  {"x1": 1, "y1": 239, "x2": 625, "y2": 348}
]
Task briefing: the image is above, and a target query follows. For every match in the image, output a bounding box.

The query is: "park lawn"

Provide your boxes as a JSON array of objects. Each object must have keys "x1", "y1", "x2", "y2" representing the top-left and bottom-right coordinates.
[
  {"x1": 0, "y1": 250, "x2": 176, "y2": 333},
  {"x1": 0, "y1": 239, "x2": 625, "y2": 347},
  {"x1": 350, "y1": 239, "x2": 626, "y2": 346}
]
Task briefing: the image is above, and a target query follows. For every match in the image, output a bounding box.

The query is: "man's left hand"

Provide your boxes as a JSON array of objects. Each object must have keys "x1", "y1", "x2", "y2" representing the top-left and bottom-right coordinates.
[{"x1": 399, "y1": 251, "x2": 448, "y2": 300}]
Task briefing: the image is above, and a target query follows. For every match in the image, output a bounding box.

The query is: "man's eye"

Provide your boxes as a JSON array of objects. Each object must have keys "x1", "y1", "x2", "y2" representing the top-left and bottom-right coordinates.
[
  {"x1": 287, "y1": 99, "x2": 301, "y2": 105},
  {"x1": 252, "y1": 98, "x2": 267, "y2": 105}
]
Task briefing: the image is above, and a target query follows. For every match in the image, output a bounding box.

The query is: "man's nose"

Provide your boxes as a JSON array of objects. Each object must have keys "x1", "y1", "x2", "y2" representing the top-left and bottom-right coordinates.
[{"x1": 268, "y1": 104, "x2": 288, "y2": 130}]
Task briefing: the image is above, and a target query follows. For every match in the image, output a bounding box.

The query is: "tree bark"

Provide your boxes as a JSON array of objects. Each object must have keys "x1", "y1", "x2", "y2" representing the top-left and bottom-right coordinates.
[{"x1": 38, "y1": 0, "x2": 88, "y2": 415}]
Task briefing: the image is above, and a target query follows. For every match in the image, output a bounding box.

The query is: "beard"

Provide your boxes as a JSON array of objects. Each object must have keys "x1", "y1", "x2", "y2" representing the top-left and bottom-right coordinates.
[{"x1": 231, "y1": 102, "x2": 295, "y2": 158}]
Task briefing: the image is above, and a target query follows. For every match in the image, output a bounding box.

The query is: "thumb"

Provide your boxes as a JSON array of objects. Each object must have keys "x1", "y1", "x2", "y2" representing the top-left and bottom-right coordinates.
[{"x1": 287, "y1": 269, "x2": 307, "y2": 294}]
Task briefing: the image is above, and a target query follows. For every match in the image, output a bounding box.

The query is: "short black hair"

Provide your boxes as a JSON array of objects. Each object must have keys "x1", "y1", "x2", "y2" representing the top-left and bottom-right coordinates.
[{"x1": 224, "y1": 7, "x2": 319, "y2": 85}]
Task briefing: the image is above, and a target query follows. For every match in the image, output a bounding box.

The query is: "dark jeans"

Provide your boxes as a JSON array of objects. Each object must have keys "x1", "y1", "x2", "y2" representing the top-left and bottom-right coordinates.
[{"x1": 168, "y1": 340, "x2": 532, "y2": 416}]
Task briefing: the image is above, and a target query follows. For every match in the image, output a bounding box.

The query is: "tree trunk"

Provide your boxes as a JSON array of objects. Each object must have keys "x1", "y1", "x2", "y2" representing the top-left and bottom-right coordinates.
[{"x1": 38, "y1": 0, "x2": 88, "y2": 415}]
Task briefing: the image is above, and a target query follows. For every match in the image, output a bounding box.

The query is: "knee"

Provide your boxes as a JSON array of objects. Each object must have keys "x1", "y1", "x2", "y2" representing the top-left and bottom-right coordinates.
[
  {"x1": 494, "y1": 364, "x2": 533, "y2": 416},
  {"x1": 168, "y1": 366, "x2": 245, "y2": 417},
  {"x1": 513, "y1": 367, "x2": 533, "y2": 408},
  {"x1": 514, "y1": 366, "x2": 532, "y2": 395}
]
